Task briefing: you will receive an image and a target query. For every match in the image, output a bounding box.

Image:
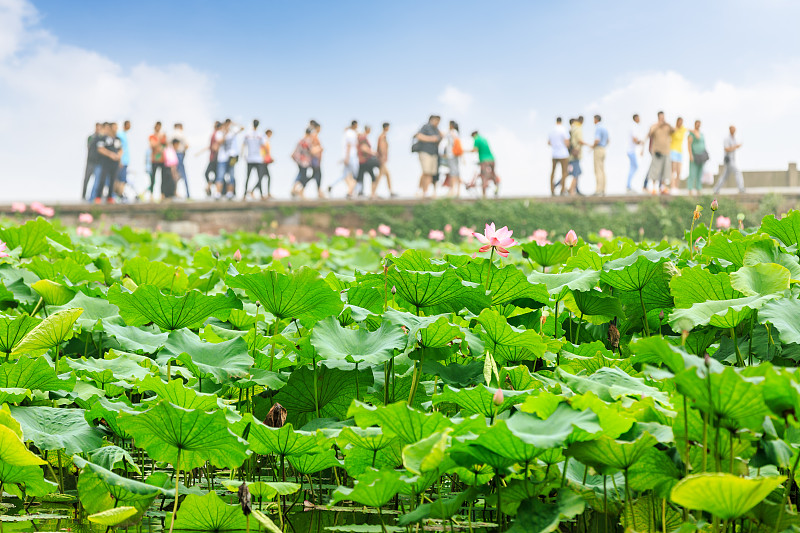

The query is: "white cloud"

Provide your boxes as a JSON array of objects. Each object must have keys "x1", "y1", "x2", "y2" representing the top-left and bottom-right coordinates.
[
  {"x1": 0, "y1": 0, "x2": 218, "y2": 202},
  {"x1": 438, "y1": 85, "x2": 473, "y2": 115}
]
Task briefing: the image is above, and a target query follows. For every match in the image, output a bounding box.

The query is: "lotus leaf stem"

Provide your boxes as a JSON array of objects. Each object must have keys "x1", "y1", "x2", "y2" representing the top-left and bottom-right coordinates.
[
  {"x1": 730, "y1": 327, "x2": 745, "y2": 367},
  {"x1": 168, "y1": 450, "x2": 181, "y2": 533},
  {"x1": 774, "y1": 450, "x2": 800, "y2": 533}
]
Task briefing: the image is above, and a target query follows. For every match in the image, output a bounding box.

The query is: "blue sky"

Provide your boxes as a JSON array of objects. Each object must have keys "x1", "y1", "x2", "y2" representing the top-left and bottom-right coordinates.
[{"x1": 2, "y1": 0, "x2": 800, "y2": 200}]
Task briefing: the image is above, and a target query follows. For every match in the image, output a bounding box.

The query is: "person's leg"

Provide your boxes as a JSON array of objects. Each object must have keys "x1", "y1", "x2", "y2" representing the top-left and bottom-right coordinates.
[
  {"x1": 215, "y1": 160, "x2": 227, "y2": 196},
  {"x1": 627, "y1": 152, "x2": 637, "y2": 190},
  {"x1": 658, "y1": 155, "x2": 670, "y2": 191},
  {"x1": 205, "y1": 160, "x2": 215, "y2": 196},
  {"x1": 550, "y1": 158, "x2": 558, "y2": 195},
  {"x1": 244, "y1": 163, "x2": 255, "y2": 197},
  {"x1": 713, "y1": 165, "x2": 730, "y2": 194},
  {"x1": 734, "y1": 165, "x2": 745, "y2": 193},
  {"x1": 82, "y1": 159, "x2": 94, "y2": 200},
  {"x1": 177, "y1": 152, "x2": 189, "y2": 198},
  {"x1": 148, "y1": 163, "x2": 156, "y2": 193},
  {"x1": 106, "y1": 164, "x2": 117, "y2": 200},
  {"x1": 593, "y1": 149, "x2": 602, "y2": 195},
  {"x1": 264, "y1": 164, "x2": 272, "y2": 197}
]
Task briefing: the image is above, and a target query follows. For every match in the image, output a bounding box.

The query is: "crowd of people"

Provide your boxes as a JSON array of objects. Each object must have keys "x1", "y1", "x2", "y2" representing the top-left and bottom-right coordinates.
[
  {"x1": 548, "y1": 111, "x2": 745, "y2": 197},
  {"x1": 81, "y1": 110, "x2": 745, "y2": 203}
]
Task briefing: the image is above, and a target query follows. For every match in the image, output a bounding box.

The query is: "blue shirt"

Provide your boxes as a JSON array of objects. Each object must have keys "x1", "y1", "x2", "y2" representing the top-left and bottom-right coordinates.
[
  {"x1": 117, "y1": 130, "x2": 130, "y2": 166},
  {"x1": 594, "y1": 123, "x2": 609, "y2": 147}
]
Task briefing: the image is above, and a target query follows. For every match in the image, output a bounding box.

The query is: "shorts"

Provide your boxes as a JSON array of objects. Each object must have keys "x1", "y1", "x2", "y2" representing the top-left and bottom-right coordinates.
[
  {"x1": 116, "y1": 164, "x2": 128, "y2": 184},
  {"x1": 444, "y1": 157, "x2": 460, "y2": 177},
  {"x1": 670, "y1": 150, "x2": 682, "y2": 162},
  {"x1": 480, "y1": 161, "x2": 497, "y2": 183},
  {"x1": 419, "y1": 152, "x2": 438, "y2": 176}
]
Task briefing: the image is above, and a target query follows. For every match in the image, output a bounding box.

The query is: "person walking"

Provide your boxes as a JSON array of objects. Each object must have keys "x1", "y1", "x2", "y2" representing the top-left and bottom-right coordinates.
[
  {"x1": 171, "y1": 123, "x2": 189, "y2": 198},
  {"x1": 203, "y1": 121, "x2": 221, "y2": 197},
  {"x1": 326, "y1": 121, "x2": 360, "y2": 198},
  {"x1": 148, "y1": 122, "x2": 168, "y2": 200},
  {"x1": 82, "y1": 123, "x2": 102, "y2": 200},
  {"x1": 114, "y1": 120, "x2": 131, "y2": 201},
  {"x1": 356, "y1": 125, "x2": 380, "y2": 197},
  {"x1": 467, "y1": 130, "x2": 499, "y2": 198},
  {"x1": 626, "y1": 114, "x2": 644, "y2": 192},
  {"x1": 243, "y1": 119, "x2": 266, "y2": 200},
  {"x1": 567, "y1": 117, "x2": 588, "y2": 195},
  {"x1": 91, "y1": 122, "x2": 122, "y2": 203},
  {"x1": 644, "y1": 111, "x2": 673, "y2": 195},
  {"x1": 290, "y1": 128, "x2": 314, "y2": 199},
  {"x1": 687, "y1": 120, "x2": 708, "y2": 196},
  {"x1": 548, "y1": 117, "x2": 570, "y2": 195},
  {"x1": 255, "y1": 129, "x2": 274, "y2": 199},
  {"x1": 591, "y1": 115, "x2": 609, "y2": 196},
  {"x1": 413, "y1": 115, "x2": 442, "y2": 198},
  {"x1": 308, "y1": 120, "x2": 325, "y2": 198},
  {"x1": 374, "y1": 122, "x2": 395, "y2": 198},
  {"x1": 713, "y1": 125, "x2": 745, "y2": 194},
  {"x1": 669, "y1": 117, "x2": 686, "y2": 192},
  {"x1": 442, "y1": 121, "x2": 463, "y2": 197}
]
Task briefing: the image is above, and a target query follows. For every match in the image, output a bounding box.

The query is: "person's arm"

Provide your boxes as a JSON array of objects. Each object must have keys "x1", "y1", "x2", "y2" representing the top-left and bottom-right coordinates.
[
  {"x1": 97, "y1": 146, "x2": 114, "y2": 159},
  {"x1": 687, "y1": 133, "x2": 694, "y2": 162}
]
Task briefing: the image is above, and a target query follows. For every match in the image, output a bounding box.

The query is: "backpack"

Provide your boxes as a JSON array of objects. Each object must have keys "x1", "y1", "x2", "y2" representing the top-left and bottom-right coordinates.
[
  {"x1": 452, "y1": 137, "x2": 464, "y2": 156},
  {"x1": 291, "y1": 139, "x2": 311, "y2": 167}
]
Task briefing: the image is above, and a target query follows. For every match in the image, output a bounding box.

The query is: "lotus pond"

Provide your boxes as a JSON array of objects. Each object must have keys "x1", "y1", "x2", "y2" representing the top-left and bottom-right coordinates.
[{"x1": 4, "y1": 207, "x2": 800, "y2": 533}]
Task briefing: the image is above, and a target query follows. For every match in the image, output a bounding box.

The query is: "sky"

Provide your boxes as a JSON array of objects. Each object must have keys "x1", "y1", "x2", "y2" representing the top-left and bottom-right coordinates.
[{"x1": 1, "y1": 0, "x2": 800, "y2": 202}]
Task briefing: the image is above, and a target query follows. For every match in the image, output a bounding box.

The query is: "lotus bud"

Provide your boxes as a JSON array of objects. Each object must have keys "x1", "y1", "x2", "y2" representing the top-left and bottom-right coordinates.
[
  {"x1": 638, "y1": 227, "x2": 645, "y2": 238},
  {"x1": 658, "y1": 310, "x2": 664, "y2": 320},
  {"x1": 492, "y1": 388, "x2": 504, "y2": 406},
  {"x1": 521, "y1": 249, "x2": 529, "y2": 259},
  {"x1": 391, "y1": 286, "x2": 396, "y2": 295},
  {"x1": 564, "y1": 230, "x2": 578, "y2": 247},
  {"x1": 710, "y1": 199, "x2": 718, "y2": 211},
  {"x1": 693, "y1": 205, "x2": 703, "y2": 220},
  {"x1": 704, "y1": 354, "x2": 711, "y2": 367},
  {"x1": 265, "y1": 402, "x2": 287, "y2": 428},
  {"x1": 233, "y1": 249, "x2": 242, "y2": 262},
  {"x1": 540, "y1": 313, "x2": 548, "y2": 326}
]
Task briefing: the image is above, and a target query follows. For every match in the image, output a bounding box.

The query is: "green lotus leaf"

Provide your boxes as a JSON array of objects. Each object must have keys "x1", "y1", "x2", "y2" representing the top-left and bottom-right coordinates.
[
  {"x1": 621, "y1": 493, "x2": 683, "y2": 533},
  {"x1": 567, "y1": 427, "x2": 658, "y2": 473},
  {"x1": 136, "y1": 376, "x2": 220, "y2": 410},
  {"x1": 31, "y1": 279, "x2": 75, "y2": 306},
  {"x1": 629, "y1": 335, "x2": 721, "y2": 374},
  {"x1": 310, "y1": 317, "x2": 406, "y2": 365},
  {"x1": 475, "y1": 308, "x2": 546, "y2": 364},
  {"x1": 455, "y1": 259, "x2": 550, "y2": 305},
  {"x1": 670, "y1": 473, "x2": 785, "y2": 520},
  {"x1": 760, "y1": 298, "x2": 800, "y2": 345},
  {"x1": 563, "y1": 289, "x2": 624, "y2": 324},
  {"x1": 108, "y1": 284, "x2": 242, "y2": 331},
  {"x1": 222, "y1": 480, "x2": 300, "y2": 500},
  {"x1": 670, "y1": 294, "x2": 774, "y2": 331},
  {"x1": 288, "y1": 448, "x2": 342, "y2": 474},
  {"x1": 627, "y1": 447, "x2": 681, "y2": 498},
  {"x1": 67, "y1": 350, "x2": 155, "y2": 385},
  {"x1": 0, "y1": 461, "x2": 56, "y2": 498},
  {"x1": 250, "y1": 509, "x2": 283, "y2": 533},
  {"x1": 226, "y1": 266, "x2": 342, "y2": 324},
  {"x1": 600, "y1": 248, "x2": 672, "y2": 292},
  {"x1": 158, "y1": 329, "x2": 253, "y2": 385},
  {"x1": 0, "y1": 217, "x2": 69, "y2": 258},
  {"x1": 348, "y1": 400, "x2": 452, "y2": 445},
  {"x1": 506, "y1": 404, "x2": 602, "y2": 449},
  {"x1": 11, "y1": 307, "x2": 83, "y2": 356},
  {"x1": 87, "y1": 507, "x2": 138, "y2": 527},
  {"x1": 275, "y1": 364, "x2": 372, "y2": 427},
  {"x1": 0, "y1": 314, "x2": 41, "y2": 354},
  {"x1": 432, "y1": 384, "x2": 536, "y2": 417},
  {"x1": 167, "y1": 491, "x2": 248, "y2": 531},
  {"x1": 331, "y1": 468, "x2": 407, "y2": 508},
  {"x1": 507, "y1": 491, "x2": 585, "y2": 533},
  {"x1": 730, "y1": 263, "x2": 790, "y2": 296},
  {"x1": 0, "y1": 423, "x2": 45, "y2": 466},
  {"x1": 398, "y1": 488, "x2": 479, "y2": 526},
  {"x1": 556, "y1": 366, "x2": 669, "y2": 405},
  {"x1": 49, "y1": 291, "x2": 120, "y2": 330},
  {"x1": 702, "y1": 232, "x2": 772, "y2": 268},
  {"x1": 527, "y1": 269, "x2": 600, "y2": 298},
  {"x1": 234, "y1": 414, "x2": 322, "y2": 457},
  {"x1": 27, "y1": 256, "x2": 105, "y2": 285},
  {"x1": 103, "y1": 322, "x2": 169, "y2": 353},
  {"x1": 416, "y1": 316, "x2": 464, "y2": 348},
  {"x1": 743, "y1": 240, "x2": 800, "y2": 280},
  {"x1": 122, "y1": 256, "x2": 188, "y2": 294},
  {"x1": 10, "y1": 405, "x2": 103, "y2": 455},
  {"x1": 403, "y1": 428, "x2": 452, "y2": 475},
  {"x1": 88, "y1": 445, "x2": 141, "y2": 474},
  {"x1": 520, "y1": 241, "x2": 572, "y2": 269},
  {"x1": 0, "y1": 354, "x2": 74, "y2": 391},
  {"x1": 760, "y1": 211, "x2": 800, "y2": 247},
  {"x1": 118, "y1": 401, "x2": 250, "y2": 471},
  {"x1": 420, "y1": 359, "x2": 484, "y2": 388},
  {"x1": 559, "y1": 341, "x2": 631, "y2": 375},
  {"x1": 472, "y1": 419, "x2": 543, "y2": 463},
  {"x1": 389, "y1": 267, "x2": 490, "y2": 314},
  {"x1": 336, "y1": 426, "x2": 397, "y2": 452},
  {"x1": 565, "y1": 246, "x2": 607, "y2": 271},
  {"x1": 83, "y1": 396, "x2": 139, "y2": 440}
]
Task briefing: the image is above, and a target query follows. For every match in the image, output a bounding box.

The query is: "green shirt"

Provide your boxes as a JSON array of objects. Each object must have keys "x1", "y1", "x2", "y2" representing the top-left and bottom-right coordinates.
[{"x1": 473, "y1": 135, "x2": 494, "y2": 162}]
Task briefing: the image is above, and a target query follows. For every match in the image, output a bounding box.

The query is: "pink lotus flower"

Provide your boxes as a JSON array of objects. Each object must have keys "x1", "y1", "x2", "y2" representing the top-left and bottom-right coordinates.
[
  {"x1": 272, "y1": 248, "x2": 290, "y2": 259},
  {"x1": 564, "y1": 230, "x2": 578, "y2": 247},
  {"x1": 598, "y1": 228, "x2": 614, "y2": 240},
  {"x1": 11, "y1": 202, "x2": 25, "y2": 213},
  {"x1": 76, "y1": 226, "x2": 92, "y2": 237},
  {"x1": 473, "y1": 223, "x2": 517, "y2": 258},
  {"x1": 334, "y1": 227, "x2": 351, "y2": 237},
  {"x1": 444, "y1": 224, "x2": 452, "y2": 233},
  {"x1": 429, "y1": 229, "x2": 445, "y2": 241},
  {"x1": 382, "y1": 249, "x2": 399, "y2": 257},
  {"x1": 289, "y1": 234, "x2": 297, "y2": 243},
  {"x1": 0, "y1": 241, "x2": 8, "y2": 258},
  {"x1": 78, "y1": 213, "x2": 94, "y2": 224},
  {"x1": 716, "y1": 216, "x2": 731, "y2": 230},
  {"x1": 531, "y1": 229, "x2": 549, "y2": 245},
  {"x1": 30, "y1": 202, "x2": 45, "y2": 213},
  {"x1": 378, "y1": 224, "x2": 392, "y2": 236},
  {"x1": 458, "y1": 226, "x2": 474, "y2": 237},
  {"x1": 39, "y1": 207, "x2": 55, "y2": 217},
  {"x1": 368, "y1": 229, "x2": 377, "y2": 238},
  {"x1": 233, "y1": 249, "x2": 242, "y2": 261},
  {"x1": 321, "y1": 249, "x2": 330, "y2": 260},
  {"x1": 492, "y1": 388, "x2": 504, "y2": 406},
  {"x1": 355, "y1": 229, "x2": 364, "y2": 237}
]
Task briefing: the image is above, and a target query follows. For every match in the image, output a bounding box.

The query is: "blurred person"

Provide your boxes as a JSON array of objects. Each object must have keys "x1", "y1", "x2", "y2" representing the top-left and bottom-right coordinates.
[
  {"x1": 713, "y1": 125, "x2": 745, "y2": 194},
  {"x1": 626, "y1": 114, "x2": 644, "y2": 192},
  {"x1": 290, "y1": 128, "x2": 314, "y2": 198},
  {"x1": 171, "y1": 123, "x2": 189, "y2": 198},
  {"x1": 687, "y1": 120, "x2": 708, "y2": 196},
  {"x1": 356, "y1": 125, "x2": 380, "y2": 197},
  {"x1": 250, "y1": 129, "x2": 274, "y2": 199},
  {"x1": 413, "y1": 115, "x2": 442, "y2": 198},
  {"x1": 82, "y1": 122, "x2": 101, "y2": 200},
  {"x1": 567, "y1": 116, "x2": 588, "y2": 195},
  {"x1": 114, "y1": 120, "x2": 131, "y2": 200},
  {"x1": 591, "y1": 115, "x2": 609, "y2": 196},
  {"x1": 644, "y1": 111, "x2": 673, "y2": 194},
  {"x1": 202, "y1": 121, "x2": 221, "y2": 197},
  {"x1": 326, "y1": 121, "x2": 359, "y2": 198},
  {"x1": 467, "y1": 130, "x2": 499, "y2": 198},
  {"x1": 227, "y1": 122, "x2": 243, "y2": 197},
  {"x1": 91, "y1": 122, "x2": 122, "y2": 203},
  {"x1": 148, "y1": 122, "x2": 168, "y2": 200},
  {"x1": 374, "y1": 122, "x2": 395, "y2": 198},
  {"x1": 548, "y1": 117, "x2": 570, "y2": 195},
  {"x1": 669, "y1": 117, "x2": 686, "y2": 192},
  {"x1": 442, "y1": 120, "x2": 463, "y2": 197},
  {"x1": 215, "y1": 120, "x2": 243, "y2": 199},
  {"x1": 161, "y1": 139, "x2": 180, "y2": 199},
  {"x1": 308, "y1": 120, "x2": 325, "y2": 198},
  {"x1": 242, "y1": 119, "x2": 266, "y2": 200}
]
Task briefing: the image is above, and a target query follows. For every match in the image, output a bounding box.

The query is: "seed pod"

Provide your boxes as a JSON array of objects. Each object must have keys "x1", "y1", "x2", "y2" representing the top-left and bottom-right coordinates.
[
  {"x1": 238, "y1": 482, "x2": 252, "y2": 516},
  {"x1": 265, "y1": 402, "x2": 287, "y2": 428}
]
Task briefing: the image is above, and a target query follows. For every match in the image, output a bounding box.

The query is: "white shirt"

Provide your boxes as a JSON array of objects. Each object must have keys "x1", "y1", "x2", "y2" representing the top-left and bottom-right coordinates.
[
  {"x1": 342, "y1": 129, "x2": 358, "y2": 162},
  {"x1": 548, "y1": 125, "x2": 569, "y2": 159},
  {"x1": 724, "y1": 135, "x2": 738, "y2": 165},
  {"x1": 171, "y1": 130, "x2": 188, "y2": 153},
  {"x1": 243, "y1": 129, "x2": 266, "y2": 163},
  {"x1": 627, "y1": 122, "x2": 643, "y2": 154},
  {"x1": 214, "y1": 130, "x2": 228, "y2": 162}
]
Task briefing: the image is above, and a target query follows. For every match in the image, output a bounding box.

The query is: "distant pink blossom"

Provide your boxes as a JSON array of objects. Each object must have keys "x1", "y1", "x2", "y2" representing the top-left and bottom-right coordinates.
[
  {"x1": 76, "y1": 226, "x2": 92, "y2": 237},
  {"x1": 11, "y1": 202, "x2": 25, "y2": 213},
  {"x1": 492, "y1": 388, "x2": 504, "y2": 406},
  {"x1": 355, "y1": 228, "x2": 364, "y2": 237},
  {"x1": 78, "y1": 213, "x2": 94, "y2": 224},
  {"x1": 273, "y1": 248, "x2": 290, "y2": 259},
  {"x1": 716, "y1": 216, "x2": 731, "y2": 230},
  {"x1": 334, "y1": 227, "x2": 351, "y2": 237},
  {"x1": 0, "y1": 241, "x2": 8, "y2": 258},
  {"x1": 233, "y1": 249, "x2": 242, "y2": 261},
  {"x1": 30, "y1": 202, "x2": 45, "y2": 213},
  {"x1": 368, "y1": 229, "x2": 377, "y2": 238},
  {"x1": 321, "y1": 249, "x2": 330, "y2": 259},
  {"x1": 444, "y1": 224, "x2": 452, "y2": 233},
  {"x1": 378, "y1": 224, "x2": 391, "y2": 236},
  {"x1": 564, "y1": 230, "x2": 578, "y2": 246},
  {"x1": 429, "y1": 229, "x2": 445, "y2": 241},
  {"x1": 288, "y1": 234, "x2": 297, "y2": 243},
  {"x1": 531, "y1": 229, "x2": 549, "y2": 245},
  {"x1": 598, "y1": 228, "x2": 614, "y2": 240},
  {"x1": 384, "y1": 249, "x2": 399, "y2": 257},
  {"x1": 39, "y1": 207, "x2": 55, "y2": 217},
  {"x1": 459, "y1": 226, "x2": 474, "y2": 237},
  {"x1": 474, "y1": 223, "x2": 517, "y2": 258}
]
